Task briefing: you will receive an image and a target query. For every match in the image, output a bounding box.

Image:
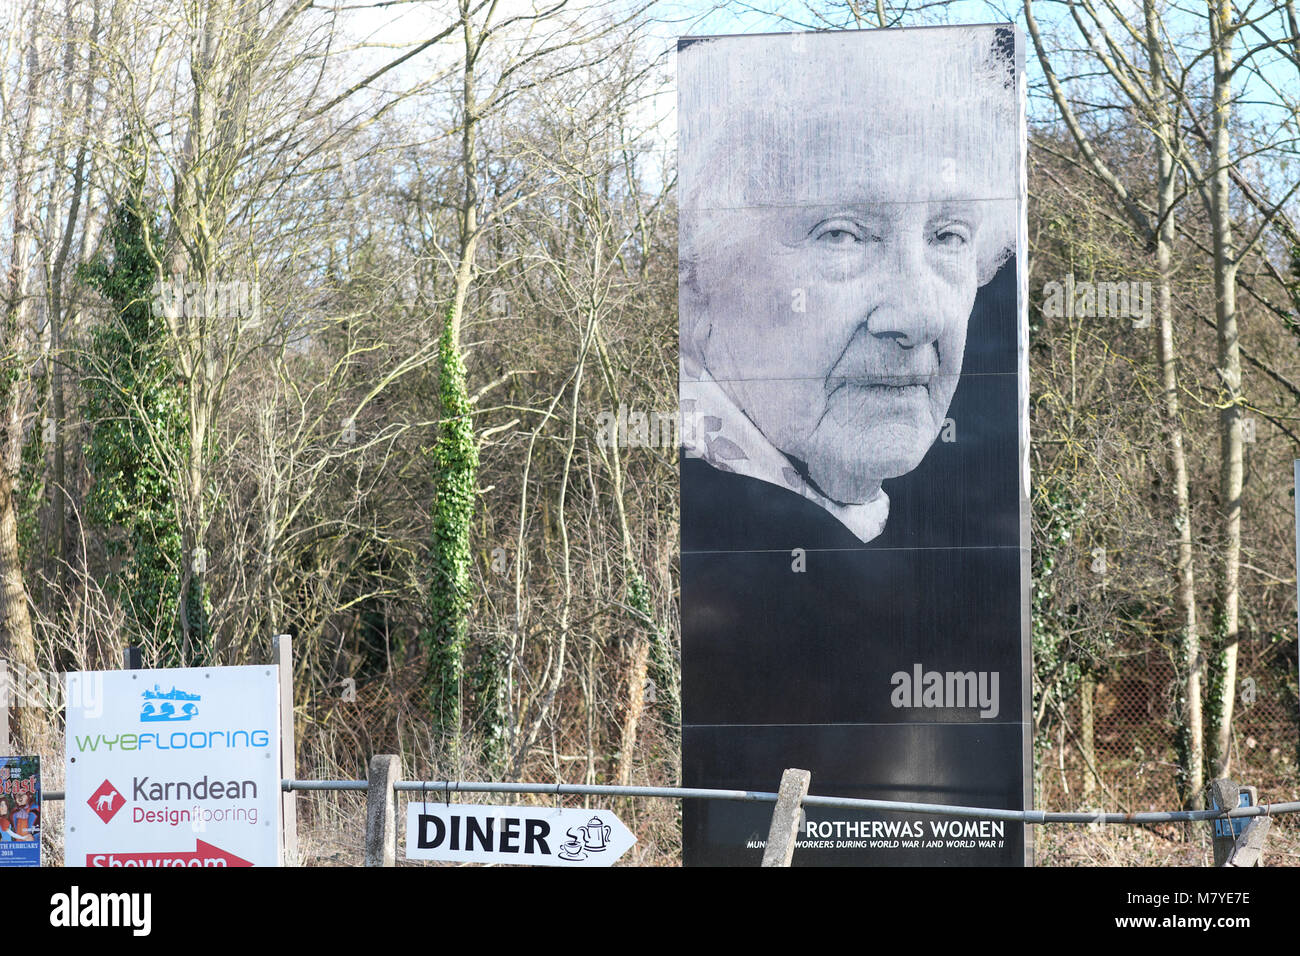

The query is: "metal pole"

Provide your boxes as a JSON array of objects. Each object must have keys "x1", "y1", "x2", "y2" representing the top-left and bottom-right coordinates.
[
  {"x1": 36, "y1": 778, "x2": 1300, "y2": 824},
  {"x1": 273, "y1": 635, "x2": 298, "y2": 866},
  {"x1": 388, "y1": 780, "x2": 784, "y2": 803}
]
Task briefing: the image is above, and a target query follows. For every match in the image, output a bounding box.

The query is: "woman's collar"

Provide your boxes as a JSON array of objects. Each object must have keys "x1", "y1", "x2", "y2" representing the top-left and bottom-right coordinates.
[{"x1": 681, "y1": 358, "x2": 889, "y2": 543}]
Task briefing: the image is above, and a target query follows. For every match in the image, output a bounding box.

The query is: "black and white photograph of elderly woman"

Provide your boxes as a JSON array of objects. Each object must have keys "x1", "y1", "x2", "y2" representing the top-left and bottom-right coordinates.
[{"x1": 678, "y1": 25, "x2": 1032, "y2": 866}]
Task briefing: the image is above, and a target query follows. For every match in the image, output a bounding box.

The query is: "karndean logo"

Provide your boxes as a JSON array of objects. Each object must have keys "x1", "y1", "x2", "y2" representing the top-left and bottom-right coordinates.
[
  {"x1": 49, "y1": 886, "x2": 151, "y2": 937},
  {"x1": 88, "y1": 779, "x2": 126, "y2": 823}
]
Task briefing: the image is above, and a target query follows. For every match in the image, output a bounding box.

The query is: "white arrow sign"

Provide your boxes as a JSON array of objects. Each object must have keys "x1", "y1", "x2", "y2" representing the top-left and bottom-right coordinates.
[{"x1": 405, "y1": 803, "x2": 635, "y2": 866}]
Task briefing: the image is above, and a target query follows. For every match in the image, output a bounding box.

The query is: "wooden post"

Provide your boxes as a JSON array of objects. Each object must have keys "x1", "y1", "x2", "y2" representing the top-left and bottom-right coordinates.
[
  {"x1": 761, "y1": 768, "x2": 811, "y2": 867},
  {"x1": 1208, "y1": 778, "x2": 1257, "y2": 866},
  {"x1": 1227, "y1": 816, "x2": 1270, "y2": 867},
  {"x1": 365, "y1": 754, "x2": 401, "y2": 866},
  {"x1": 122, "y1": 646, "x2": 142, "y2": 670},
  {"x1": 1209, "y1": 778, "x2": 1238, "y2": 866},
  {"x1": 273, "y1": 634, "x2": 299, "y2": 866}
]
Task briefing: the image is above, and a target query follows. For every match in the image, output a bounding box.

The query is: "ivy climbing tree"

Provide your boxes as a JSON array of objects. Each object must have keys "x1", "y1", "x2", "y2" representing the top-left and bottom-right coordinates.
[
  {"x1": 79, "y1": 193, "x2": 192, "y2": 665},
  {"x1": 631, "y1": 571, "x2": 679, "y2": 730},
  {"x1": 424, "y1": 310, "x2": 479, "y2": 753}
]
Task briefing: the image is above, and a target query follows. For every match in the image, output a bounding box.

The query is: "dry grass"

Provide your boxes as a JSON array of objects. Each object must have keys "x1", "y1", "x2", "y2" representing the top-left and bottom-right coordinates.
[
  {"x1": 1035, "y1": 756, "x2": 1300, "y2": 867},
  {"x1": 1035, "y1": 814, "x2": 1300, "y2": 866}
]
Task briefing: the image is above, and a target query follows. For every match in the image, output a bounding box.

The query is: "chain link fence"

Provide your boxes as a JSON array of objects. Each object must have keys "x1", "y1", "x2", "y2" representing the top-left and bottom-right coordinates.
[{"x1": 1038, "y1": 640, "x2": 1299, "y2": 811}]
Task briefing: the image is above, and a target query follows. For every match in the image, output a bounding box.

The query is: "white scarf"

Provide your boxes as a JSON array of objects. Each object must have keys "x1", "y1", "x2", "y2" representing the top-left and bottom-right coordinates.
[{"x1": 681, "y1": 357, "x2": 889, "y2": 543}]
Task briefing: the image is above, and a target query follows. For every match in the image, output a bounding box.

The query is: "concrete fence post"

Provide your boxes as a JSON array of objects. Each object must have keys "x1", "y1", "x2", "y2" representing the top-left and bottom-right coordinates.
[
  {"x1": 365, "y1": 754, "x2": 402, "y2": 866},
  {"x1": 1209, "y1": 777, "x2": 1268, "y2": 866},
  {"x1": 1227, "y1": 816, "x2": 1271, "y2": 867},
  {"x1": 1209, "y1": 778, "x2": 1240, "y2": 866},
  {"x1": 761, "y1": 768, "x2": 811, "y2": 867}
]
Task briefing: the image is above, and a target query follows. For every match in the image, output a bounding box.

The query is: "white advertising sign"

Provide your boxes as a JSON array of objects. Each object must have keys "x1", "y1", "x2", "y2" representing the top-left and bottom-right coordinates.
[
  {"x1": 405, "y1": 803, "x2": 635, "y2": 866},
  {"x1": 65, "y1": 666, "x2": 281, "y2": 867}
]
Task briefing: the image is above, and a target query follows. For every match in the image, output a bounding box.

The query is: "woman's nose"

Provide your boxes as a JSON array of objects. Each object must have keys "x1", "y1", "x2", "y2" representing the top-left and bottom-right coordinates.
[{"x1": 861, "y1": 234, "x2": 945, "y2": 348}]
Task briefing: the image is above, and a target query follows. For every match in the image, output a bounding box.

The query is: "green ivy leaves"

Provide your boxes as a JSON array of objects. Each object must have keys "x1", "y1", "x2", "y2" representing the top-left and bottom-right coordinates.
[
  {"x1": 79, "y1": 197, "x2": 188, "y2": 664},
  {"x1": 425, "y1": 312, "x2": 480, "y2": 750}
]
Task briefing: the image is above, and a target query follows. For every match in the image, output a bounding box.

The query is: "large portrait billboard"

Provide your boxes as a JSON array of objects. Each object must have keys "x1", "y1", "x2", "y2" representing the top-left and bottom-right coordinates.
[{"x1": 678, "y1": 24, "x2": 1031, "y2": 865}]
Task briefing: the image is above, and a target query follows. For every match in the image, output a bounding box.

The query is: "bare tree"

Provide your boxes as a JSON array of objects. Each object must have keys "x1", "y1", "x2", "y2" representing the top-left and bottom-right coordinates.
[
  {"x1": 1, "y1": 2, "x2": 50, "y2": 750},
  {"x1": 1025, "y1": 0, "x2": 1207, "y2": 803}
]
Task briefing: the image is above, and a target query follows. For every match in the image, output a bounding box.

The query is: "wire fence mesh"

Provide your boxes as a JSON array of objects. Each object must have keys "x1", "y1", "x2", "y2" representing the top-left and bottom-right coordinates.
[{"x1": 1037, "y1": 639, "x2": 1299, "y2": 811}]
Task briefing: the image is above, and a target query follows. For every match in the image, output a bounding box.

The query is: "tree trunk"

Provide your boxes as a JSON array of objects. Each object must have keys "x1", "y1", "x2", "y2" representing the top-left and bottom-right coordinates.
[
  {"x1": 1, "y1": 18, "x2": 44, "y2": 749},
  {"x1": 1080, "y1": 675, "x2": 1096, "y2": 800},
  {"x1": 1146, "y1": 0, "x2": 1204, "y2": 808},
  {"x1": 0, "y1": 447, "x2": 41, "y2": 749},
  {"x1": 617, "y1": 636, "x2": 650, "y2": 788},
  {"x1": 1208, "y1": 0, "x2": 1242, "y2": 778},
  {"x1": 427, "y1": 0, "x2": 484, "y2": 758},
  {"x1": 594, "y1": 328, "x2": 662, "y2": 788}
]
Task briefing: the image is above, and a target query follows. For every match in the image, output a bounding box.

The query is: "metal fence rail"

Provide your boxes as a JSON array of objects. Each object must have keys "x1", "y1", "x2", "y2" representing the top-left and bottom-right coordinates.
[
  {"x1": 43, "y1": 768, "x2": 1296, "y2": 867},
  {"x1": 45, "y1": 777, "x2": 1300, "y2": 824},
  {"x1": 281, "y1": 778, "x2": 1300, "y2": 825},
  {"x1": 279, "y1": 780, "x2": 1294, "y2": 832}
]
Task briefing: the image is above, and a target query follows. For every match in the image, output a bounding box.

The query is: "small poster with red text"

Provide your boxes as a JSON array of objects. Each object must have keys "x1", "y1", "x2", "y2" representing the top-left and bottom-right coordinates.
[{"x1": 0, "y1": 756, "x2": 41, "y2": 866}]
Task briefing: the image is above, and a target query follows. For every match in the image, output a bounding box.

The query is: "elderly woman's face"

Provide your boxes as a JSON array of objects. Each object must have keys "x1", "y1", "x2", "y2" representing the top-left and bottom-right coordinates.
[{"x1": 693, "y1": 134, "x2": 988, "y2": 504}]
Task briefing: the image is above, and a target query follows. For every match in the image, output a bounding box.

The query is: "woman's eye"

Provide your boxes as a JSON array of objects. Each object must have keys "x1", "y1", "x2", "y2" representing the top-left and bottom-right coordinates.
[
  {"x1": 932, "y1": 223, "x2": 971, "y2": 247},
  {"x1": 811, "y1": 221, "x2": 873, "y2": 245}
]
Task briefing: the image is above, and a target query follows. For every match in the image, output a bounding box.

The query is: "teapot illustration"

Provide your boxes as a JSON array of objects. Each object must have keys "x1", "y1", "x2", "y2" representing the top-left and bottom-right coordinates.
[{"x1": 576, "y1": 816, "x2": 611, "y2": 852}]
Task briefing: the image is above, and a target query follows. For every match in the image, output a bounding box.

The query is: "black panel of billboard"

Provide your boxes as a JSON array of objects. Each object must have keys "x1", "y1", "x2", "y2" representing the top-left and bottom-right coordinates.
[{"x1": 678, "y1": 24, "x2": 1031, "y2": 866}]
